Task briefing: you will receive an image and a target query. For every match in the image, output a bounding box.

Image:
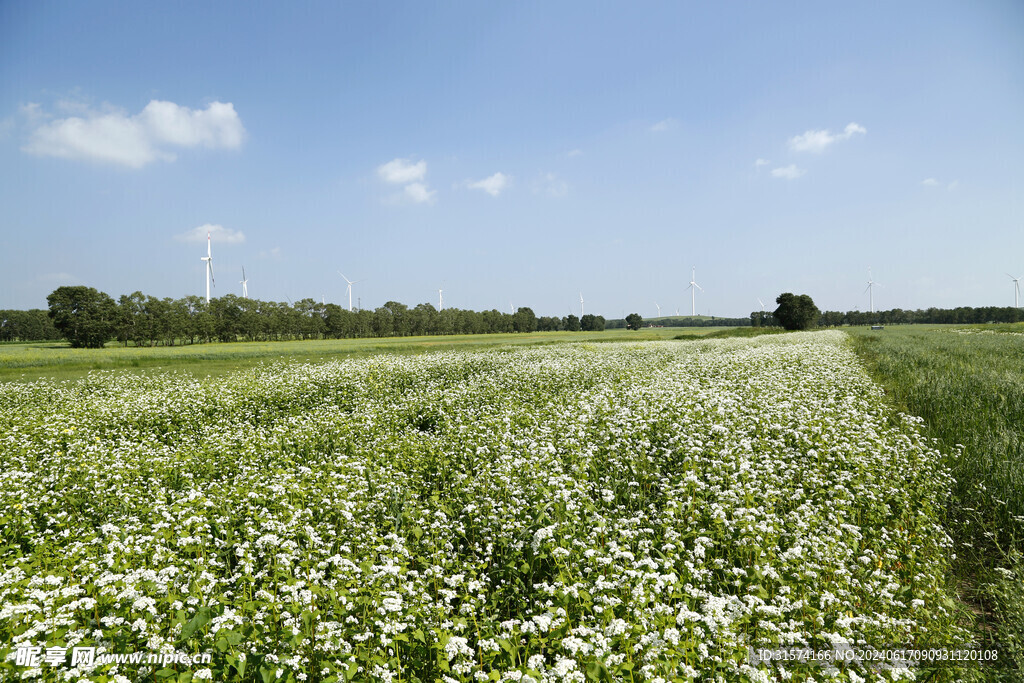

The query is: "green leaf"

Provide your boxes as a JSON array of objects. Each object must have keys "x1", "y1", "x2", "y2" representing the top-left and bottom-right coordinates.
[{"x1": 179, "y1": 606, "x2": 212, "y2": 642}]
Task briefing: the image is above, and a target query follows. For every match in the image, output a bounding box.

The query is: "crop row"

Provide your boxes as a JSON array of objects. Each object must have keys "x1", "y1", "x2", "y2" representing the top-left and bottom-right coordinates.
[{"x1": 0, "y1": 333, "x2": 967, "y2": 681}]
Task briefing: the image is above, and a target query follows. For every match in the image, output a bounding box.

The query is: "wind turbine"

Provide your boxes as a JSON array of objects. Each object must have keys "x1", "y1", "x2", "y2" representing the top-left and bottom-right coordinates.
[
  {"x1": 686, "y1": 266, "x2": 703, "y2": 316},
  {"x1": 865, "y1": 267, "x2": 882, "y2": 314},
  {"x1": 240, "y1": 267, "x2": 248, "y2": 298},
  {"x1": 438, "y1": 286, "x2": 444, "y2": 311},
  {"x1": 579, "y1": 292, "x2": 585, "y2": 318},
  {"x1": 757, "y1": 297, "x2": 765, "y2": 312},
  {"x1": 338, "y1": 272, "x2": 363, "y2": 312},
  {"x1": 200, "y1": 231, "x2": 215, "y2": 303},
  {"x1": 1009, "y1": 273, "x2": 1022, "y2": 308},
  {"x1": 655, "y1": 302, "x2": 661, "y2": 318}
]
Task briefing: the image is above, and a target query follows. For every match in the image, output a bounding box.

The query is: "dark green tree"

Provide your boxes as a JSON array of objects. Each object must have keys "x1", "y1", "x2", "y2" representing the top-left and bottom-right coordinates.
[
  {"x1": 513, "y1": 307, "x2": 537, "y2": 333},
  {"x1": 625, "y1": 313, "x2": 643, "y2": 330},
  {"x1": 773, "y1": 293, "x2": 820, "y2": 330},
  {"x1": 47, "y1": 286, "x2": 118, "y2": 348}
]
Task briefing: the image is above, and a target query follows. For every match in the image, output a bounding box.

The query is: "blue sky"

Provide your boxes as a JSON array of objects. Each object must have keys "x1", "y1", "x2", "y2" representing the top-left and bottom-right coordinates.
[{"x1": 2, "y1": 1, "x2": 1022, "y2": 318}]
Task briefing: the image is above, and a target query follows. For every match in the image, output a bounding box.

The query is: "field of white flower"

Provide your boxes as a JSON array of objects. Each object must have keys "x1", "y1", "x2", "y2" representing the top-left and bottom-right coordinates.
[{"x1": 0, "y1": 332, "x2": 970, "y2": 682}]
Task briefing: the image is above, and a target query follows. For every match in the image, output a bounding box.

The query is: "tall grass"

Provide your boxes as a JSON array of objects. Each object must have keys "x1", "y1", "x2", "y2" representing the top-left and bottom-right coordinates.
[{"x1": 847, "y1": 324, "x2": 1024, "y2": 675}]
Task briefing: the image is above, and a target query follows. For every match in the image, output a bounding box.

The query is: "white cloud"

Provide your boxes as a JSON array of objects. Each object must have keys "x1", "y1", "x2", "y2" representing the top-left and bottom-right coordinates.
[
  {"x1": 650, "y1": 118, "x2": 676, "y2": 133},
  {"x1": 843, "y1": 122, "x2": 866, "y2": 136},
  {"x1": 771, "y1": 164, "x2": 806, "y2": 180},
  {"x1": 534, "y1": 172, "x2": 568, "y2": 198},
  {"x1": 466, "y1": 172, "x2": 509, "y2": 197},
  {"x1": 140, "y1": 101, "x2": 244, "y2": 148},
  {"x1": 920, "y1": 177, "x2": 958, "y2": 191},
  {"x1": 754, "y1": 158, "x2": 771, "y2": 167},
  {"x1": 377, "y1": 157, "x2": 435, "y2": 204},
  {"x1": 176, "y1": 223, "x2": 246, "y2": 244},
  {"x1": 377, "y1": 158, "x2": 427, "y2": 184},
  {"x1": 26, "y1": 112, "x2": 165, "y2": 167},
  {"x1": 566, "y1": 149, "x2": 583, "y2": 158},
  {"x1": 22, "y1": 100, "x2": 245, "y2": 168},
  {"x1": 788, "y1": 121, "x2": 866, "y2": 153},
  {"x1": 404, "y1": 182, "x2": 436, "y2": 204}
]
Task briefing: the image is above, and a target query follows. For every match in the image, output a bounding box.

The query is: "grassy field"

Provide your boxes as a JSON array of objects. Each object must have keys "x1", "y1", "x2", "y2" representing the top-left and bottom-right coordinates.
[
  {"x1": 847, "y1": 323, "x2": 1024, "y2": 675},
  {"x1": 1, "y1": 333, "x2": 971, "y2": 681},
  {"x1": 0, "y1": 327, "x2": 723, "y2": 382}
]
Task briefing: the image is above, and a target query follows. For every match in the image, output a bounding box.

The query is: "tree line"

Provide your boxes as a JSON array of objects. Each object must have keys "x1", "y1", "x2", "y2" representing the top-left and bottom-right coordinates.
[
  {"x1": 0, "y1": 309, "x2": 61, "y2": 342},
  {"x1": 39, "y1": 286, "x2": 608, "y2": 348},
  {"x1": 751, "y1": 302, "x2": 1024, "y2": 328},
  {"x1": 7, "y1": 286, "x2": 1022, "y2": 346}
]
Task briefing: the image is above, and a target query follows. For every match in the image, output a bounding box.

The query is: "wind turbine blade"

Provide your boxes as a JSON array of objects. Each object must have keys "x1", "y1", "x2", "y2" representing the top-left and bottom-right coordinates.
[
  {"x1": 695, "y1": 284, "x2": 704, "y2": 292},
  {"x1": 864, "y1": 283, "x2": 872, "y2": 293},
  {"x1": 209, "y1": 263, "x2": 215, "y2": 286}
]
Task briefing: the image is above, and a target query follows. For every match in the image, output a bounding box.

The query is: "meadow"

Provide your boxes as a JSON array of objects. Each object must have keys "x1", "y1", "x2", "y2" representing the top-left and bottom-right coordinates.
[
  {"x1": 0, "y1": 328, "x2": 702, "y2": 383},
  {"x1": 848, "y1": 323, "x2": 1024, "y2": 675},
  {"x1": 0, "y1": 333, "x2": 977, "y2": 681}
]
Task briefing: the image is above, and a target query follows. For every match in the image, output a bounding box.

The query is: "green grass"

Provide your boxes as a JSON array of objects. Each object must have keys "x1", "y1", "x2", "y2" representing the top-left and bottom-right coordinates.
[
  {"x1": 674, "y1": 326, "x2": 790, "y2": 340},
  {"x1": 847, "y1": 323, "x2": 1024, "y2": 675},
  {"x1": 0, "y1": 327, "x2": 719, "y2": 382}
]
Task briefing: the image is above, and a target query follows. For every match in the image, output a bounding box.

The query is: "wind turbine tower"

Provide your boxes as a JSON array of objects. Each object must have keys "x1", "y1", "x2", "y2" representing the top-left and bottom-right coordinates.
[
  {"x1": 1009, "y1": 273, "x2": 1022, "y2": 308},
  {"x1": 865, "y1": 267, "x2": 882, "y2": 314},
  {"x1": 580, "y1": 292, "x2": 584, "y2": 318},
  {"x1": 240, "y1": 267, "x2": 248, "y2": 299},
  {"x1": 686, "y1": 266, "x2": 703, "y2": 316},
  {"x1": 339, "y1": 272, "x2": 363, "y2": 312},
  {"x1": 200, "y1": 231, "x2": 215, "y2": 303},
  {"x1": 439, "y1": 287, "x2": 444, "y2": 311},
  {"x1": 655, "y1": 302, "x2": 661, "y2": 318}
]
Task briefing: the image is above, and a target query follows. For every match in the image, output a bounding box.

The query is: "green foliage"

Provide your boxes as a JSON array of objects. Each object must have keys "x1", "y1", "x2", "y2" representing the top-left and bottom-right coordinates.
[
  {"x1": 773, "y1": 293, "x2": 820, "y2": 330},
  {"x1": 675, "y1": 327, "x2": 790, "y2": 341},
  {"x1": 0, "y1": 334, "x2": 973, "y2": 681},
  {"x1": 848, "y1": 325, "x2": 1024, "y2": 676},
  {"x1": 624, "y1": 313, "x2": 643, "y2": 330},
  {"x1": 0, "y1": 309, "x2": 60, "y2": 342},
  {"x1": 512, "y1": 307, "x2": 537, "y2": 333},
  {"x1": 46, "y1": 286, "x2": 119, "y2": 348}
]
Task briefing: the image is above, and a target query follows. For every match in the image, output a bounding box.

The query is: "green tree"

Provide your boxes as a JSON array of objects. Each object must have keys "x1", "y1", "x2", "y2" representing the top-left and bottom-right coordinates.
[
  {"x1": 625, "y1": 313, "x2": 643, "y2": 330},
  {"x1": 513, "y1": 307, "x2": 537, "y2": 333},
  {"x1": 47, "y1": 286, "x2": 118, "y2": 348},
  {"x1": 773, "y1": 293, "x2": 820, "y2": 330}
]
